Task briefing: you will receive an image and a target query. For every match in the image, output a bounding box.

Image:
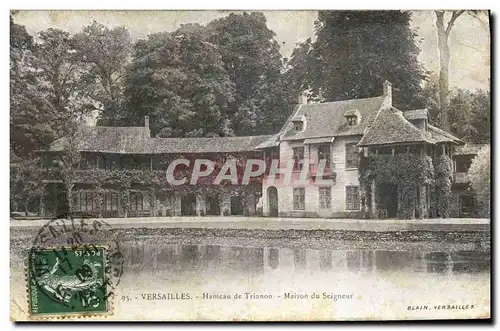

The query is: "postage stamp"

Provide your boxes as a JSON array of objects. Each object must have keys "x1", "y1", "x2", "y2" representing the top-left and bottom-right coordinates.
[
  {"x1": 24, "y1": 217, "x2": 124, "y2": 319},
  {"x1": 27, "y1": 246, "x2": 109, "y2": 317}
]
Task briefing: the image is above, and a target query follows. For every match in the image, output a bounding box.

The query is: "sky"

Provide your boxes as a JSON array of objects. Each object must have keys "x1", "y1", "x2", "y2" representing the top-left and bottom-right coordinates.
[{"x1": 12, "y1": 10, "x2": 490, "y2": 91}]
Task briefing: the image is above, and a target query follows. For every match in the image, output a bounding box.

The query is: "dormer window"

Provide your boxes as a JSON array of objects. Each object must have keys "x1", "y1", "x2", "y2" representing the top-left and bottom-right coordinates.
[
  {"x1": 346, "y1": 116, "x2": 357, "y2": 126},
  {"x1": 344, "y1": 109, "x2": 360, "y2": 126},
  {"x1": 291, "y1": 115, "x2": 306, "y2": 133},
  {"x1": 405, "y1": 109, "x2": 429, "y2": 131}
]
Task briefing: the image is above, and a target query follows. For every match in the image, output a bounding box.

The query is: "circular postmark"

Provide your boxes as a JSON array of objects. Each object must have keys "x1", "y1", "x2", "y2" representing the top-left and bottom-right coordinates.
[{"x1": 27, "y1": 215, "x2": 124, "y2": 315}]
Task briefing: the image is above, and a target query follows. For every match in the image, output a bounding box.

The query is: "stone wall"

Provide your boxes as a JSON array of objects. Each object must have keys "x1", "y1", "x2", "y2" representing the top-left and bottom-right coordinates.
[{"x1": 262, "y1": 136, "x2": 362, "y2": 218}]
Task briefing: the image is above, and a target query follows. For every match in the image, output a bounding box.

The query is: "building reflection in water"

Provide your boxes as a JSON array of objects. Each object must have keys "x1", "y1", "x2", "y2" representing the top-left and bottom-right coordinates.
[{"x1": 122, "y1": 240, "x2": 490, "y2": 277}]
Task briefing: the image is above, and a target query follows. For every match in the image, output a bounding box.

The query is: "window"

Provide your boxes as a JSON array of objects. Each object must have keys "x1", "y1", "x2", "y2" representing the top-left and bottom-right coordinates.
[
  {"x1": 318, "y1": 144, "x2": 331, "y2": 169},
  {"x1": 41, "y1": 154, "x2": 55, "y2": 168},
  {"x1": 346, "y1": 186, "x2": 360, "y2": 211},
  {"x1": 130, "y1": 192, "x2": 144, "y2": 211},
  {"x1": 104, "y1": 192, "x2": 118, "y2": 211},
  {"x1": 459, "y1": 195, "x2": 474, "y2": 217},
  {"x1": 346, "y1": 116, "x2": 357, "y2": 126},
  {"x1": 319, "y1": 186, "x2": 331, "y2": 209},
  {"x1": 293, "y1": 188, "x2": 305, "y2": 210},
  {"x1": 74, "y1": 191, "x2": 95, "y2": 212},
  {"x1": 104, "y1": 155, "x2": 120, "y2": 170},
  {"x1": 269, "y1": 148, "x2": 280, "y2": 167},
  {"x1": 81, "y1": 154, "x2": 101, "y2": 169},
  {"x1": 345, "y1": 143, "x2": 358, "y2": 168},
  {"x1": 456, "y1": 156, "x2": 473, "y2": 173},
  {"x1": 294, "y1": 122, "x2": 303, "y2": 131},
  {"x1": 293, "y1": 147, "x2": 305, "y2": 171}
]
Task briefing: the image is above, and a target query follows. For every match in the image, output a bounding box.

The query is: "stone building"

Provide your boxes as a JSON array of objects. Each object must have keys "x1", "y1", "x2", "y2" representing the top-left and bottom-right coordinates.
[{"x1": 38, "y1": 81, "x2": 487, "y2": 219}]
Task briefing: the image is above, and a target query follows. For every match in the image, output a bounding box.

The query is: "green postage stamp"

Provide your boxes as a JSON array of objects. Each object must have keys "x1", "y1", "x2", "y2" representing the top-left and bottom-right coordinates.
[{"x1": 27, "y1": 246, "x2": 111, "y2": 318}]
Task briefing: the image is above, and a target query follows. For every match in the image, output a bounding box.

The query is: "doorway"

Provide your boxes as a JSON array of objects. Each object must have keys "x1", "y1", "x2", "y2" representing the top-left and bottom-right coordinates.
[
  {"x1": 181, "y1": 193, "x2": 197, "y2": 216},
  {"x1": 206, "y1": 194, "x2": 220, "y2": 216},
  {"x1": 267, "y1": 186, "x2": 278, "y2": 217},
  {"x1": 230, "y1": 196, "x2": 244, "y2": 215},
  {"x1": 377, "y1": 183, "x2": 398, "y2": 218},
  {"x1": 459, "y1": 195, "x2": 475, "y2": 218}
]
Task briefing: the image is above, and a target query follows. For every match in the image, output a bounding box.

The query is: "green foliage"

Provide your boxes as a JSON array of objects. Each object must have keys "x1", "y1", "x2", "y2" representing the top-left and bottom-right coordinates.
[
  {"x1": 286, "y1": 10, "x2": 427, "y2": 109},
  {"x1": 10, "y1": 16, "x2": 53, "y2": 158},
  {"x1": 423, "y1": 79, "x2": 491, "y2": 143},
  {"x1": 434, "y1": 154, "x2": 453, "y2": 218},
  {"x1": 10, "y1": 15, "x2": 33, "y2": 71},
  {"x1": 468, "y1": 145, "x2": 490, "y2": 217},
  {"x1": 449, "y1": 89, "x2": 490, "y2": 143},
  {"x1": 124, "y1": 25, "x2": 235, "y2": 137},
  {"x1": 73, "y1": 21, "x2": 133, "y2": 125},
  {"x1": 206, "y1": 12, "x2": 294, "y2": 135},
  {"x1": 10, "y1": 22, "x2": 93, "y2": 160},
  {"x1": 10, "y1": 158, "x2": 44, "y2": 213},
  {"x1": 359, "y1": 153, "x2": 434, "y2": 219},
  {"x1": 124, "y1": 12, "x2": 294, "y2": 137},
  {"x1": 360, "y1": 153, "x2": 434, "y2": 186}
]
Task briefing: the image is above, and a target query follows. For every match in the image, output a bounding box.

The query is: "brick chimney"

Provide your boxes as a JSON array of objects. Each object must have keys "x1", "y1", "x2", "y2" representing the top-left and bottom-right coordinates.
[
  {"x1": 383, "y1": 80, "x2": 392, "y2": 105},
  {"x1": 297, "y1": 92, "x2": 309, "y2": 105},
  {"x1": 384, "y1": 80, "x2": 392, "y2": 107}
]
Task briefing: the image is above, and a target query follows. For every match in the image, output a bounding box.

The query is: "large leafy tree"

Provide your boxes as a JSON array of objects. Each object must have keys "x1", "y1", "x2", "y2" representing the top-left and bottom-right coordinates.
[
  {"x1": 206, "y1": 12, "x2": 293, "y2": 135},
  {"x1": 448, "y1": 89, "x2": 490, "y2": 143},
  {"x1": 10, "y1": 15, "x2": 37, "y2": 158},
  {"x1": 10, "y1": 20, "x2": 92, "y2": 213},
  {"x1": 124, "y1": 12, "x2": 294, "y2": 137},
  {"x1": 29, "y1": 28, "x2": 93, "y2": 133},
  {"x1": 422, "y1": 77, "x2": 490, "y2": 143},
  {"x1": 287, "y1": 10, "x2": 427, "y2": 109},
  {"x1": 434, "y1": 10, "x2": 489, "y2": 131},
  {"x1": 468, "y1": 145, "x2": 490, "y2": 217},
  {"x1": 73, "y1": 21, "x2": 133, "y2": 125},
  {"x1": 124, "y1": 24, "x2": 235, "y2": 137}
]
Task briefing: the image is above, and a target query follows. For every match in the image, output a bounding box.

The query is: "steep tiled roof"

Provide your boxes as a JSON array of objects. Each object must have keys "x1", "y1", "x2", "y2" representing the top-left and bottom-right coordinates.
[
  {"x1": 358, "y1": 107, "x2": 431, "y2": 146},
  {"x1": 404, "y1": 109, "x2": 429, "y2": 120},
  {"x1": 150, "y1": 135, "x2": 273, "y2": 154},
  {"x1": 47, "y1": 126, "x2": 152, "y2": 154},
  {"x1": 358, "y1": 106, "x2": 463, "y2": 147},
  {"x1": 427, "y1": 125, "x2": 463, "y2": 144},
  {"x1": 455, "y1": 143, "x2": 489, "y2": 155},
  {"x1": 45, "y1": 126, "x2": 273, "y2": 154},
  {"x1": 254, "y1": 134, "x2": 280, "y2": 149},
  {"x1": 304, "y1": 137, "x2": 335, "y2": 144},
  {"x1": 281, "y1": 96, "x2": 386, "y2": 141}
]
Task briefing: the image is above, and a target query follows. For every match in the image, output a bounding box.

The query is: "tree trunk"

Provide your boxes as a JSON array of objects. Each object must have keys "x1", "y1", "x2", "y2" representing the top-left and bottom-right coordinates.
[
  {"x1": 39, "y1": 188, "x2": 45, "y2": 217},
  {"x1": 66, "y1": 183, "x2": 74, "y2": 216},
  {"x1": 435, "y1": 11, "x2": 451, "y2": 132},
  {"x1": 435, "y1": 10, "x2": 465, "y2": 132}
]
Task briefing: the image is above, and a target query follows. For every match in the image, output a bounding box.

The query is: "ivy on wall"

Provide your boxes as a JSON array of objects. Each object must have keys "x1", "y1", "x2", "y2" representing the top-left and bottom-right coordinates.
[
  {"x1": 44, "y1": 168, "x2": 261, "y2": 217},
  {"x1": 359, "y1": 153, "x2": 434, "y2": 219},
  {"x1": 433, "y1": 154, "x2": 453, "y2": 218}
]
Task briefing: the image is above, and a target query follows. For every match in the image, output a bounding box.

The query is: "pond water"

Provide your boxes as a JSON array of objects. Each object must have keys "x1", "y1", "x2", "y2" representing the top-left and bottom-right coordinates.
[{"x1": 10, "y1": 227, "x2": 490, "y2": 321}]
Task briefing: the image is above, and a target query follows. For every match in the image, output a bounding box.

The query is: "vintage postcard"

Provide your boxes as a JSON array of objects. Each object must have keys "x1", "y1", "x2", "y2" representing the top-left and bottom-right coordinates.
[{"x1": 10, "y1": 10, "x2": 491, "y2": 321}]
